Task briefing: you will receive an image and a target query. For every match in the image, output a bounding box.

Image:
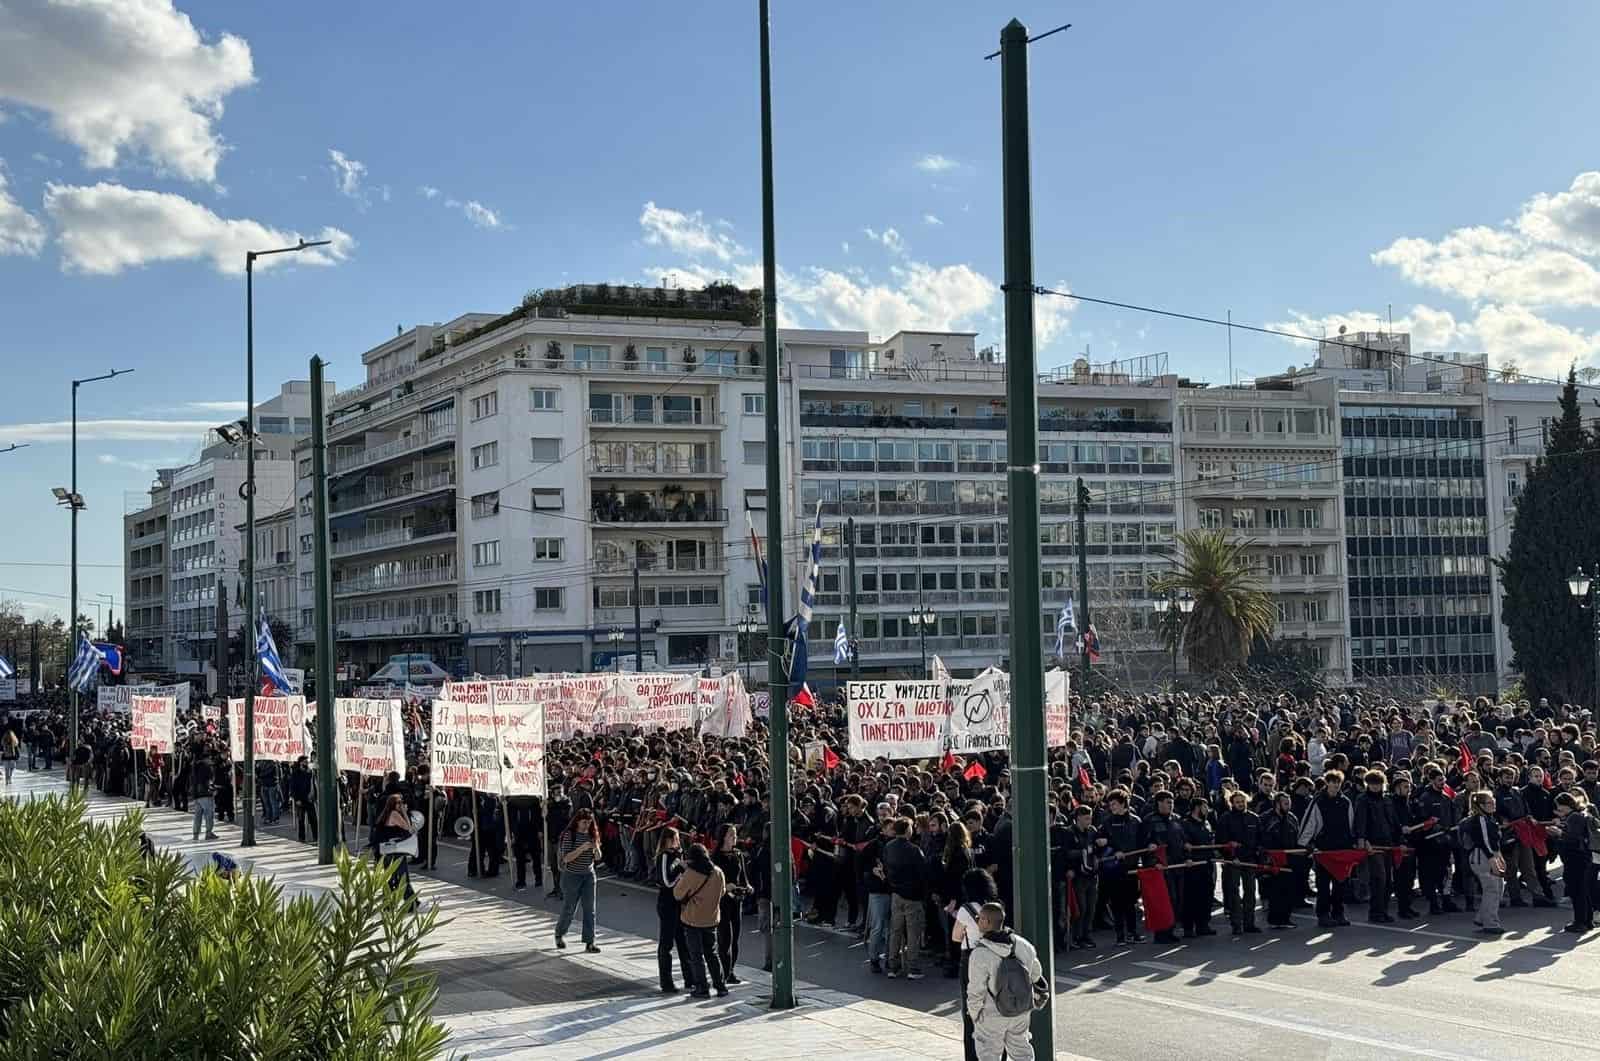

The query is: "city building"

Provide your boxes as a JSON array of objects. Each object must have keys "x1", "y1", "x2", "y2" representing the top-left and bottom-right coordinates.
[
  {"x1": 786, "y1": 334, "x2": 1178, "y2": 682},
  {"x1": 1174, "y1": 384, "x2": 1346, "y2": 680},
  {"x1": 120, "y1": 380, "x2": 329, "y2": 684},
  {"x1": 309, "y1": 285, "x2": 774, "y2": 681}
]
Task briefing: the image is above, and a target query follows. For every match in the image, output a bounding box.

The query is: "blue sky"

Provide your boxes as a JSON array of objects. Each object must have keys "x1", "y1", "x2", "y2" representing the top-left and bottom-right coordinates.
[{"x1": 2, "y1": 0, "x2": 1599, "y2": 626}]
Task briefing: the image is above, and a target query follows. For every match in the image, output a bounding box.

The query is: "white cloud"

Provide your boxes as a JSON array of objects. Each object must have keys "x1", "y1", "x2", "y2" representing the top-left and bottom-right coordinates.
[
  {"x1": 784, "y1": 261, "x2": 995, "y2": 339},
  {"x1": 0, "y1": 163, "x2": 46, "y2": 256},
  {"x1": 863, "y1": 226, "x2": 905, "y2": 254},
  {"x1": 1267, "y1": 305, "x2": 1465, "y2": 354},
  {"x1": 1, "y1": 418, "x2": 221, "y2": 443},
  {"x1": 43, "y1": 181, "x2": 352, "y2": 275},
  {"x1": 923, "y1": 213, "x2": 943, "y2": 227},
  {"x1": 443, "y1": 197, "x2": 500, "y2": 229},
  {"x1": 841, "y1": 241, "x2": 850, "y2": 254},
  {"x1": 328, "y1": 148, "x2": 368, "y2": 200},
  {"x1": 0, "y1": 0, "x2": 254, "y2": 183},
  {"x1": 1035, "y1": 282, "x2": 1075, "y2": 348},
  {"x1": 915, "y1": 154, "x2": 957, "y2": 173},
  {"x1": 1517, "y1": 171, "x2": 1600, "y2": 257},
  {"x1": 1373, "y1": 227, "x2": 1600, "y2": 308},
  {"x1": 181, "y1": 400, "x2": 247, "y2": 414},
  {"x1": 29, "y1": 151, "x2": 60, "y2": 168},
  {"x1": 97, "y1": 452, "x2": 189, "y2": 472},
  {"x1": 639, "y1": 201, "x2": 742, "y2": 262},
  {"x1": 418, "y1": 185, "x2": 439, "y2": 199}
]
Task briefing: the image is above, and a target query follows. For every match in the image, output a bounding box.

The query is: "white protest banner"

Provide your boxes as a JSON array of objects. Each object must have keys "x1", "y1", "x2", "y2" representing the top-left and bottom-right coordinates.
[
  {"x1": 751, "y1": 691, "x2": 770, "y2": 719},
  {"x1": 130, "y1": 695, "x2": 177, "y2": 753},
  {"x1": 335, "y1": 698, "x2": 406, "y2": 776},
  {"x1": 0, "y1": 679, "x2": 14, "y2": 702},
  {"x1": 946, "y1": 668, "x2": 1010, "y2": 755},
  {"x1": 227, "y1": 696, "x2": 308, "y2": 761},
  {"x1": 429, "y1": 699, "x2": 502, "y2": 789},
  {"x1": 846, "y1": 679, "x2": 950, "y2": 761},
  {"x1": 1046, "y1": 669, "x2": 1070, "y2": 749},
  {"x1": 697, "y1": 673, "x2": 751, "y2": 738},
  {"x1": 611, "y1": 673, "x2": 700, "y2": 732},
  {"x1": 202, "y1": 703, "x2": 221, "y2": 723},
  {"x1": 489, "y1": 683, "x2": 546, "y2": 797},
  {"x1": 99, "y1": 683, "x2": 191, "y2": 714}
]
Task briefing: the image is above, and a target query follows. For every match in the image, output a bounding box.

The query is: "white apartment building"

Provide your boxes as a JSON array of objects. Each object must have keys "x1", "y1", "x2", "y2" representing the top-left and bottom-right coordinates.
[
  {"x1": 1174, "y1": 386, "x2": 1347, "y2": 679},
  {"x1": 124, "y1": 471, "x2": 172, "y2": 672},
  {"x1": 309, "y1": 285, "x2": 775, "y2": 681},
  {"x1": 786, "y1": 335, "x2": 1178, "y2": 682}
]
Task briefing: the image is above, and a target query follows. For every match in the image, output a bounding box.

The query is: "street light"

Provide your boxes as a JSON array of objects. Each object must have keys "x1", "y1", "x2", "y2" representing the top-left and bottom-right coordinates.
[
  {"x1": 607, "y1": 627, "x2": 625, "y2": 672},
  {"x1": 906, "y1": 604, "x2": 937, "y2": 678},
  {"x1": 1567, "y1": 566, "x2": 1599, "y2": 710},
  {"x1": 241, "y1": 237, "x2": 331, "y2": 848},
  {"x1": 65, "y1": 367, "x2": 133, "y2": 751},
  {"x1": 736, "y1": 605, "x2": 762, "y2": 686},
  {"x1": 1153, "y1": 590, "x2": 1195, "y2": 683}
]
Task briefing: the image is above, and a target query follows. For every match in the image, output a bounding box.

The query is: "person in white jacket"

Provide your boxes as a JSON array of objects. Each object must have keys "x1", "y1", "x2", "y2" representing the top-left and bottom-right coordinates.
[{"x1": 965, "y1": 903, "x2": 1044, "y2": 1061}]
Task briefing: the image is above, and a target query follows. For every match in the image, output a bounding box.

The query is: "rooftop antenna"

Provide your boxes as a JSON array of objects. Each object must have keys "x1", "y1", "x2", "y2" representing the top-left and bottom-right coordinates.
[{"x1": 1227, "y1": 309, "x2": 1234, "y2": 387}]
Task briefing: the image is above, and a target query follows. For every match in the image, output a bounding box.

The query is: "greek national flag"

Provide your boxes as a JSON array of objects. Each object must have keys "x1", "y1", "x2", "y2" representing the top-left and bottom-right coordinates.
[
  {"x1": 68, "y1": 634, "x2": 105, "y2": 693},
  {"x1": 833, "y1": 621, "x2": 850, "y2": 665},
  {"x1": 785, "y1": 503, "x2": 823, "y2": 699},
  {"x1": 0, "y1": 655, "x2": 13, "y2": 680},
  {"x1": 256, "y1": 612, "x2": 293, "y2": 695},
  {"x1": 1054, "y1": 598, "x2": 1076, "y2": 658}
]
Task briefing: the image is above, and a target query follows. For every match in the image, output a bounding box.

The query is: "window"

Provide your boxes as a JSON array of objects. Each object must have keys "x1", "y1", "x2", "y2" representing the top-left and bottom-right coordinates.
[
  {"x1": 1302, "y1": 599, "x2": 1326, "y2": 622},
  {"x1": 299, "y1": 533, "x2": 313, "y2": 554},
  {"x1": 743, "y1": 393, "x2": 765, "y2": 415},
  {"x1": 471, "y1": 441, "x2": 498, "y2": 469},
  {"x1": 743, "y1": 441, "x2": 766, "y2": 465},
  {"x1": 534, "y1": 588, "x2": 563, "y2": 610},
  {"x1": 1264, "y1": 508, "x2": 1289, "y2": 529},
  {"x1": 1299, "y1": 553, "x2": 1324, "y2": 576},
  {"x1": 471, "y1": 392, "x2": 498, "y2": 420},
  {"x1": 473, "y1": 589, "x2": 501, "y2": 614},
  {"x1": 530, "y1": 437, "x2": 560, "y2": 464},
  {"x1": 471, "y1": 491, "x2": 500, "y2": 518},
  {"x1": 533, "y1": 537, "x2": 563, "y2": 561},
  {"x1": 574, "y1": 344, "x2": 611, "y2": 369},
  {"x1": 1231, "y1": 508, "x2": 1256, "y2": 530},
  {"x1": 472, "y1": 541, "x2": 500, "y2": 567},
  {"x1": 1198, "y1": 508, "x2": 1222, "y2": 529},
  {"x1": 745, "y1": 489, "x2": 767, "y2": 510},
  {"x1": 1266, "y1": 553, "x2": 1292, "y2": 576},
  {"x1": 531, "y1": 488, "x2": 564, "y2": 511},
  {"x1": 646, "y1": 346, "x2": 668, "y2": 371},
  {"x1": 1507, "y1": 470, "x2": 1522, "y2": 498},
  {"x1": 297, "y1": 458, "x2": 312, "y2": 479},
  {"x1": 530, "y1": 387, "x2": 559, "y2": 411},
  {"x1": 1298, "y1": 507, "x2": 1323, "y2": 529}
]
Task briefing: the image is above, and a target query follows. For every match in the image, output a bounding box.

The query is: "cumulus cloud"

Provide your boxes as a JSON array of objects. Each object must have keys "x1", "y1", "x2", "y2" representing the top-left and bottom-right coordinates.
[
  {"x1": 97, "y1": 452, "x2": 189, "y2": 472},
  {"x1": 915, "y1": 154, "x2": 957, "y2": 173},
  {"x1": 923, "y1": 213, "x2": 943, "y2": 227},
  {"x1": 1517, "y1": 171, "x2": 1600, "y2": 257},
  {"x1": 0, "y1": 0, "x2": 254, "y2": 183},
  {"x1": 1035, "y1": 282, "x2": 1075, "y2": 348},
  {"x1": 1373, "y1": 227, "x2": 1600, "y2": 308},
  {"x1": 863, "y1": 226, "x2": 905, "y2": 254},
  {"x1": 639, "y1": 201, "x2": 742, "y2": 262},
  {"x1": 418, "y1": 185, "x2": 439, "y2": 199},
  {"x1": 1268, "y1": 305, "x2": 1466, "y2": 354},
  {"x1": 2, "y1": 418, "x2": 221, "y2": 443},
  {"x1": 328, "y1": 148, "x2": 368, "y2": 200},
  {"x1": 43, "y1": 182, "x2": 352, "y2": 275},
  {"x1": 0, "y1": 162, "x2": 46, "y2": 256}
]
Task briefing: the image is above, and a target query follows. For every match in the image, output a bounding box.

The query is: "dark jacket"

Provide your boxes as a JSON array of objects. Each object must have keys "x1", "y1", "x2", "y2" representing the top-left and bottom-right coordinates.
[
  {"x1": 1099, "y1": 812, "x2": 1143, "y2": 856},
  {"x1": 189, "y1": 759, "x2": 215, "y2": 798},
  {"x1": 1556, "y1": 811, "x2": 1595, "y2": 863},
  {"x1": 1298, "y1": 792, "x2": 1355, "y2": 849},
  {"x1": 288, "y1": 764, "x2": 314, "y2": 803},
  {"x1": 882, "y1": 836, "x2": 928, "y2": 900},
  {"x1": 1353, "y1": 791, "x2": 1400, "y2": 845},
  {"x1": 1140, "y1": 811, "x2": 1186, "y2": 867},
  {"x1": 1215, "y1": 809, "x2": 1260, "y2": 861}
]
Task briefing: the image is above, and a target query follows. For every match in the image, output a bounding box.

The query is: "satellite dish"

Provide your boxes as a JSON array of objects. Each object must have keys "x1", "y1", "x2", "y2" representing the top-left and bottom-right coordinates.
[
  {"x1": 1338, "y1": 325, "x2": 1347, "y2": 336},
  {"x1": 453, "y1": 816, "x2": 475, "y2": 839}
]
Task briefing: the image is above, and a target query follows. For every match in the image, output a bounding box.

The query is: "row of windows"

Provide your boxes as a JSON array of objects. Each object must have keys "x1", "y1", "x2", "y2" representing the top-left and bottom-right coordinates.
[
  {"x1": 1193, "y1": 460, "x2": 1328, "y2": 484},
  {"x1": 469, "y1": 438, "x2": 566, "y2": 470},
  {"x1": 1340, "y1": 437, "x2": 1484, "y2": 458},
  {"x1": 470, "y1": 538, "x2": 564, "y2": 565},
  {"x1": 1352, "y1": 635, "x2": 1496, "y2": 658},
  {"x1": 593, "y1": 585, "x2": 721, "y2": 608},
  {"x1": 1349, "y1": 594, "x2": 1491, "y2": 618},
  {"x1": 471, "y1": 588, "x2": 565, "y2": 614},
  {"x1": 1345, "y1": 516, "x2": 1486, "y2": 537},
  {"x1": 1347, "y1": 555, "x2": 1491, "y2": 578},
  {"x1": 1273, "y1": 599, "x2": 1330, "y2": 622},
  {"x1": 1182, "y1": 406, "x2": 1327, "y2": 435},
  {"x1": 1343, "y1": 477, "x2": 1486, "y2": 498},
  {"x1": 336, "y1": 594, "x2": 456, "y2": 625},
  {"x1": 1197, "y1": 506, "x2": 1324, "y2": 530}
]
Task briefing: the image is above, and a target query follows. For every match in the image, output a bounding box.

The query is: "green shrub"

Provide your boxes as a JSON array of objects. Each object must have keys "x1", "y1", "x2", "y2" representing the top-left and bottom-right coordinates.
[{"x1": 0, "y1": 793, "x2": 449, "y2": 1061}]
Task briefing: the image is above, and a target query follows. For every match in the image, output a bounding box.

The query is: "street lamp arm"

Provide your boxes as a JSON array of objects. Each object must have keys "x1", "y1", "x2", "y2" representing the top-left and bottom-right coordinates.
[
  {"x1": 248, "y1": 238, "x2": 334, "y2": 263},
  {"x1": 73, "y1": 368, "x2": 135, "y2": 387}
]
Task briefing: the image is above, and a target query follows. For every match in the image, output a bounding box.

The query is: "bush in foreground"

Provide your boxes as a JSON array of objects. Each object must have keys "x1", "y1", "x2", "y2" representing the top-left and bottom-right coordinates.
[{"x1": 0, "y1": 792, "x2": 449, "y2": 1061}]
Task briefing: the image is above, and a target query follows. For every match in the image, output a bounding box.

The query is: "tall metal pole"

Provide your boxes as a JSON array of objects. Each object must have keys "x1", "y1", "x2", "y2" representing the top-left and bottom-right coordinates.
[
  {"x1": 758, "y1": 0, "x2": 794, "y2": 1011},
  {"x1": 311, "y1": 356, "x2": 337, "y2": 865},
  {"x1": 632, "y1": 564, "x2": 643, "y2": 671},
  {"x1": 69, "y1": 380, "x2": 79, "y2": 750},
  {"x1": 242, "y1": 252, "x2": 258, "y2": 846},
  {"x1": 847, "y1": 516, "x2": 860, "y2": 678},
  {"x1": 1076, "y1": 476, "x2": 1091, "y2": 676},
  {"x1": 999, "y1": 19, "x2": 1055, "y2": 1053}
]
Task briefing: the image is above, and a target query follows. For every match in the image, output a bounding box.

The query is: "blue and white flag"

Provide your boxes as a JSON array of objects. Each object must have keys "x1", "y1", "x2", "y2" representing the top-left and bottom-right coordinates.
[
  {"x1": 1054, "y1": 598, "x2": 1076, "y2": 658},
  {"x1": 67, "y1": 634, "x2": 105, "y2": 693},
  {"x1": 785, "y1": 503, "x2": 823, "y2": 699},
  {"x1": 256, "y1": 612, "x2": 293, "y2": 695},
  {"x1": 93, "y1": 642, "x2": 123, "y2": 676},
  {"x1": 0, "y1": 654, "x2": 12, "y2": 680},
  {"x1": 833, "y1": 621, "x2": 850, "y2": 666}
]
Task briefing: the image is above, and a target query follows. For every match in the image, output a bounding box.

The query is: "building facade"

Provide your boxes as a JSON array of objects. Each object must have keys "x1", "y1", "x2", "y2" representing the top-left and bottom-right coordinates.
[{"x1": 123, "y1": 472, "x2": 171, "y2": 672}]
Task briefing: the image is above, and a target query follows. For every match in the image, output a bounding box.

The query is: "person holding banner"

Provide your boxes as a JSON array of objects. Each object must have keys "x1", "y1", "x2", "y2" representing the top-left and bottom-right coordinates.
[
  {"x1": 555, "y1": 807, "x2": 602, "y2": 954},
  {"x1": 368, "y1": 793, "x2": 419, "y2": 911}
]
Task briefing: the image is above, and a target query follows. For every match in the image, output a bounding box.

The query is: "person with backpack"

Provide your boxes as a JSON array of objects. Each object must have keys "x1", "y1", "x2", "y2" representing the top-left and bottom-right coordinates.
[
  {"x1": 965, "y1": 902, "x2": 1045, "y2": 1061},
  {"x1": 1547, "y1": 792, "x2": 1595, "y2": 933}
]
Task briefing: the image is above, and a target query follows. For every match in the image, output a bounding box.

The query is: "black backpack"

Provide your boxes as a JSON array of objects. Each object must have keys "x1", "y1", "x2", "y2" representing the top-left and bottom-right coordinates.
[{"x1": 988, "y1": 945, "x2": 1039, "y2": 1018}]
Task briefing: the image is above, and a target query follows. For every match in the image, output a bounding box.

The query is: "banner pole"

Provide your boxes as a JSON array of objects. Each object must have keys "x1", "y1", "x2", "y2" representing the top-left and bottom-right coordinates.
[{"x1": 463, "y1": 700, "x2": 483, "y2": 874}]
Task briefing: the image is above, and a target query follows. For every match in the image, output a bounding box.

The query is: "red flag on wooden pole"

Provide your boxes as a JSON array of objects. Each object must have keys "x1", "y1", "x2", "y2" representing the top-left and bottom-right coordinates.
[
  {"x1": 1134, "y1": 866, "x2": 1175, "y2": 933},
  {"x1": 963, "y1": 760, "x2": 987, "y2": 782}
]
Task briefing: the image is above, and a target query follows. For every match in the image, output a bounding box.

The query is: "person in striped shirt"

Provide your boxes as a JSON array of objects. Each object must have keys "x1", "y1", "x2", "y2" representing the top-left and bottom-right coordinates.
[{"x1": 555, "y1": 807, "x2": 601, "y2": 953}]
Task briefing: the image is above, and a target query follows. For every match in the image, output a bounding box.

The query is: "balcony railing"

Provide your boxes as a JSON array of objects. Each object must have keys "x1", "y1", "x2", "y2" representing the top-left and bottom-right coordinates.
[
  {"x1": 801, "y1": 412, "x2": 1172, "y2": 434},
  {"x1": 595, "y1": 552, "x2": 726, "y2": 575},
  {"x1": 588, "y1": 457, "x2": 726, "y2": 477},
  {"x1": 587, "y1": 409, "x2": 727, "y2": 428},
  {"x1": 334, "y1": 614, "x2": 462, "y2": 640},
  {"x1": 330, "y1": 470, "x2": 456, "y2": 515},
  {"x1": 333, "y1": 565, "x2": 457, "y2": 598},
  {"x1": 330, "y1": 424, "x2": 457, "y2": 475},
  {"x1": 331, "y1": 522, "x2": 457, "y2": 557},
  {"x1": 592, "y1": 506, "x2": 729, "y2": 526}
]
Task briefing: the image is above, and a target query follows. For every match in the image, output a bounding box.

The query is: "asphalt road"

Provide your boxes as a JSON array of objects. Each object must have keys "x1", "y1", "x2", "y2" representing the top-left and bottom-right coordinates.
[{"x1": 120, "y1": 787, "x2": 1600, "y2": 1060}]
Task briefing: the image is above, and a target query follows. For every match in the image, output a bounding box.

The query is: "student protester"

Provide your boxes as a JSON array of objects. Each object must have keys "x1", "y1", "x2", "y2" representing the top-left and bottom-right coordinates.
[
  {"x1": 673, "y1": 842, "x2": 729, "y2": 998},
  {"x1": 965, "y1": 902, "x2": 1045, "y2": 1061},
  {"x1": 712, "y1": 823, "x2": 751, "y2": 983},
  {"x1": 1461, "y1": 791, "x2": 1507, "y2": 934},
  {"x1": 950, "y1": 868, "x2": 1000, "y2": 1061},
  {"x1": 1298, "y1": 769, "x2": 1355, "y2": 928},
  {"x1": 554, "y1": 807, "x2": 601, "y2": 953},
  {"x1": 654, "y1": 827, "x2": 692, "y2": 993},
  {"x1": 1549, "y1": 792, "x2": 1595, "y2": 933}
]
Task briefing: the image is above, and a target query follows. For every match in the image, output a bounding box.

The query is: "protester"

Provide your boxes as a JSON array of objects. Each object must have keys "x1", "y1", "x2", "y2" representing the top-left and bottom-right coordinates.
[
  {"x1": 655, "y1": 827, "x2": 693, "y2": 994},
  {"x1": 555, "y1": 807, "x2": 601, "y2": 953},
  {"x1": 673, "y1": 842, "x2": 730, "y2": 998},
  {"x1": 368, "y1": 793, "x2": 419, "y2": 909},
  {"x1": 965, "y1": 902, "x2": 1044, "y2": 1061}
]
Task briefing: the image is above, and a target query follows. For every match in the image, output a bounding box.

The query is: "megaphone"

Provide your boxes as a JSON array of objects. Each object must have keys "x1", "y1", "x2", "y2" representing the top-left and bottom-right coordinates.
[{"x1": 453, "y1": 816, "x2": 475, "y2": 839}]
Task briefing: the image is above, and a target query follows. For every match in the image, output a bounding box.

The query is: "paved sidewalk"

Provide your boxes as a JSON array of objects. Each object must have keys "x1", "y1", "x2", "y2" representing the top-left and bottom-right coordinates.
[{"x1": 8, "y1": 770, "x2": 972, "y2": 1060}]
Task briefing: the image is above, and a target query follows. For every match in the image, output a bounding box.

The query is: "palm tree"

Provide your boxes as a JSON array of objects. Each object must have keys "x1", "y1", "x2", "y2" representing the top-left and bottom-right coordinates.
[{"x1": 1150, "y1": 529, "x2": 1275, "y2": 675}]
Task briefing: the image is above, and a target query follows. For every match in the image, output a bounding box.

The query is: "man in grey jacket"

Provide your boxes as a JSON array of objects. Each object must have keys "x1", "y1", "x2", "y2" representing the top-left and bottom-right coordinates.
[{"x1": 966, "y1": 903, "x2": 1044, "y2": 1061}]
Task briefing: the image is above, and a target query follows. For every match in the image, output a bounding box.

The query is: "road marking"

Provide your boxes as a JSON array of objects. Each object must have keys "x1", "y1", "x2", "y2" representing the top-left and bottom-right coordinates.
[
  {"x1": 1288, "y1": 911, "x2": 1578, "y2": 957},
  {"x1": 1054, "y1": 970, "x2": 1489, "y2": 1060},
  {"x1": 1131, "y1": 960, "x2": 1596, "y2": 1050}
]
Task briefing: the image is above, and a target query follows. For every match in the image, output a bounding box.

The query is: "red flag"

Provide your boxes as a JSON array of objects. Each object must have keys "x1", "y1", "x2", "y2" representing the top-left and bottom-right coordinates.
[
  {"x1": 790, "y1": 838, "x2": 810, "y2": 875},
  {"x1": 1067, "y1": 880, "x2": 1081, "y2": 922},
  {"x1": 733, "y1": 771, "x2": 746, "y2": 788},
  {"x1": 822, "y1": 746, "x2": 841, "y2": 771},
  {"x1": 1457, "y1": 741, "x2": 1473, "y2": 776},
  {"x1": 792, "y1": 684, "x2": 816, "y2": 708},
  {"x1": 1542, "y1": 772, "x2": 1554, "y2": 791},
  {"x1": 579, "y1": 765, "x2": 596, "y2": 781},
  {"x1": 1265, "y1": 849, "x2": 1290, "y2": 872},
  {"x1": 1076, "y1": 766, "x2": 1093, "y2": 790},
  {"x1": 1153, "y1": 844, "x2": 1169, "y2": 867},
  {"x1": 1314, "y1": 849, "x2": 1369, "y2": 882},
  {"x1": 1510, "y1": 816, "x2": 1548, "y2": 858},
  {"x1": 1390, "y1": 847, "x2": 1408, "y2": 869},
  {"x1": 259, "y1": 676, "x2": 275, "y2": 697},
  {"x1": 963, "y1": 760, "x2": 987, "y2": 782},
  {"x1": 1441, "y1": 783, "x2": 1456, "y2": 799},
  {"x1": 941, "y1": 749, "x2": 957, "y2": 773},
  {"x1": 1134, "y1": 866, "x2": 1175, "y2": 933}
]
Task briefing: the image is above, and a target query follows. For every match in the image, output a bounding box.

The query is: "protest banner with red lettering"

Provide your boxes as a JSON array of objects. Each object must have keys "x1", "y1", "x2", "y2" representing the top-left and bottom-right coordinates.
[
  {"x1": 130, "y1": 695, "x2": 176, "y2": 754},
  {"x1": 428, "y1": 699, "x2": 500, "y2": 789},
  {"x1": 334, "y1": 698, "x2": 406, "y2": 776},
  {"x1": 1046, "y1": 668, "x2": 1070, "y2": 749},
  {"x1": 489, "y1": 684, "x2": 546, "y2": 797},
  {"x1": 698, "y1": 673, "x2": 751, "y2": 738},
  {"x1": 227, "y1": 697, "x2": 308, "y2": 761},
  {"x1": 846, "y1": 680, "x2": 951, "y2": 760},
  {"x1": 610, "y1": 674, "x2": 700, "y2": 732}
]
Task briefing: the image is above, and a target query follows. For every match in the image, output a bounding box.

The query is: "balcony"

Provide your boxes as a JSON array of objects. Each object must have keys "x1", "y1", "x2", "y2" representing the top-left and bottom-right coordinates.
[
  {"x1": 801, "y1": 411, "x2": 1171, "y2": 434},
  {"x1": 594, "y1": 603, "x2": 725, "y2": 626},
  {"x1": 591, "y1": 494, "x2": 727, "y2": 526},
  {"x1": 1190, "y1": 477, "x2": 1337, "y2": 498},
  {"x1": 334, "y1": 615, "x2": 462, "y2": 641},
  {"x1": 332, "y1": 565, "x2": 457, "y2": 598},
  {"x1": 330, "y1": 424, "x2": 457, "y2": 476},
  {"x1": 1495, "y1": 439, "x2": 1544, "y2": 459},
  {"x1": 1276, "y1": 618, "x2": 1345, "y2": 637},
  {"x1": 332, "y1": 522, "x2": 457, "y2": 558},
  {"x1": 1184, "y1": 428, "x2": 1335, "y2": 447},
  {"x1": 1253, "y1": 525, "x2": 1340, "y2": 542},
  {"x1": 587, "y1": 409, "x2": 727, "y2": 429},
  {"x1": 595, "y1": 551, "x2": 727, "y2": 576},
  {"x1": 330, "y1": 470, "x2": 456, "y2": 515},
  {"x1": 587, "y1": 457, "x2": 727, "y2": 478}
]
